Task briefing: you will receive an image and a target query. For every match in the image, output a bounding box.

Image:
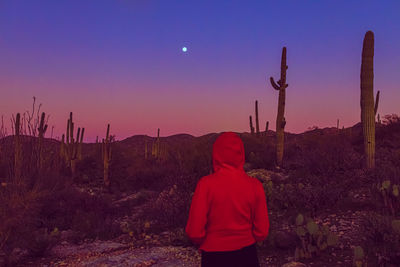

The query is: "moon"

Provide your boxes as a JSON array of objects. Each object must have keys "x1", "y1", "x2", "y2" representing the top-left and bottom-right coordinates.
[{"x1": 182, "y1": 47, "x2": 187, "y2": 52}]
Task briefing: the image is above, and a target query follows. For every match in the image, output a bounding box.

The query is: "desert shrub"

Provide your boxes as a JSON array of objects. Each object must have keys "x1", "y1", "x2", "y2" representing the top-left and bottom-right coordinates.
[
  {"x1": 144, "y1": 173, "x2": 198, "y2": 231},
  {"x1": 293, "y1": 213, "x2": 338, "y2": 260},
  {"x1": 74, "y1": 156, "x2": 102, "y2": 185},
  {"x1": 291, "y1": 133, "x2": 362, "y2": 177},
  {"x1": 40, "y1": 185, "x2": 120, "y2": 241},
  {"x1": 0, "y1": 175, "x2": 66, "y2": 264},
  {"x1": 360, "y1": 211, "x2": 400, "y2": 265},
  {"x1": 24, "y1": 228, "x2": 59, "y2": 258},
  {"x1": 241, "y1": 134, "x2": 275, "y2": 169},
  {"x1": 267, "y1": 172, "x2": 355, "y2": 217}
]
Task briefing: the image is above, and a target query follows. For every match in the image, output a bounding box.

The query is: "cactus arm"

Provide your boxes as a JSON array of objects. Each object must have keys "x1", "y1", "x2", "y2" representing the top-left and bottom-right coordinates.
[
  {"x1": 374, "y1": 90, "x2": 380, "y2": 116},
  {"x1": 270, "y1": 77, "x2": 280, "y2": 90}
]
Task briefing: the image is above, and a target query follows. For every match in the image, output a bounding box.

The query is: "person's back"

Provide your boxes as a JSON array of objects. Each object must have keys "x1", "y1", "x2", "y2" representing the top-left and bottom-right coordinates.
[{"x1": 185, "y1": 132, "x2": 269, "y2": 267}]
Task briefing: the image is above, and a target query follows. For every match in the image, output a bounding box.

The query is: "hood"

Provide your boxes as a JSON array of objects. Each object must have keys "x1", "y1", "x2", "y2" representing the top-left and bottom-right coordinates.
[{"x1": 212, "y1": 132, "x2": 245, "y2": 173}]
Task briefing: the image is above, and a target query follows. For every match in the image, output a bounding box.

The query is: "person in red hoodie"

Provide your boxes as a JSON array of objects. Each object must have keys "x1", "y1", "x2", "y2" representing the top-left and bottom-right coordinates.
[{"x1": 185, "y1": 131, "x2": 269, "y2": 267}]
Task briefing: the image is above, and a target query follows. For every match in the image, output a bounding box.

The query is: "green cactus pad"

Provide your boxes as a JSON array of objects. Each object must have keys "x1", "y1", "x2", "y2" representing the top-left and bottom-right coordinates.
[
  {"x1": 382, "y1": 180, "x2": 391, "y2": 189},
  {"x1": 306, "y1": 221, "x2": 319, "y2": 235},
  {"x1": 391, "y1": 220, "x2": 400, "y2": 234},
  {"x1": 327, "y1": 233, "x2": 338, "y2": 246},
  {"x1": 296, "y1": 226, "x2": 306, "y2": 236},
  {"x1": 321, "y1": 225, "x2": 330, "y2": 234},
  {"x1": 392, "y1": 184, "x2": 399, "y2": 197},
  {"x1": 296, "y1": 214, "x2": 304, "y2": 225},
  {"x1": 354, "y1": 246, "x2": 364, "y2": 260}
]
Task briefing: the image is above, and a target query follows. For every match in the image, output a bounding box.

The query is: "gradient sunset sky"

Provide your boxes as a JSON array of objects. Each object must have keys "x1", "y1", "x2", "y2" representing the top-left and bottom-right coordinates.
[{"x1": 1, "y1": 1, "x2": 399, "y2": 141}]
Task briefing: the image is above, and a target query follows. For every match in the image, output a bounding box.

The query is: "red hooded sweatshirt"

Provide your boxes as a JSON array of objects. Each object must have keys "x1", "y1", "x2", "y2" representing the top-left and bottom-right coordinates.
[{"x1": 185, "y1": 132, "x2": 269, "y2": 252}]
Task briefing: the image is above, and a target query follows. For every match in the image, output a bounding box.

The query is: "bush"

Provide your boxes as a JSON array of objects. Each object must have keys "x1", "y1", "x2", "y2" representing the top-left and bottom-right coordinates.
[
  {"x1": 40, "y1": 185, "x2": 121, "y2": 241},
  {"x1": 267, "y1": 171, "x2": 356, "y2": 217},
  {"x1": 360, "y1": 211, "x2": 400, "y2": 265},
  {"x1": 144, "y1": 173, "x2": 198, "y2": 231}
]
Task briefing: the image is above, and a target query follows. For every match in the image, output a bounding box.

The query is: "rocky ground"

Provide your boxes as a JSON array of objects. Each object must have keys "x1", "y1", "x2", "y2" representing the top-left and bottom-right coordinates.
[{"x1": 15, "y1": 169, "x2": 386, "y2": 267}]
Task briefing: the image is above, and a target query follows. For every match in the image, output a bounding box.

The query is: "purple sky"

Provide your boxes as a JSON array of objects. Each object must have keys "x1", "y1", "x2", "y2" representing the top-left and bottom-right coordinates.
[{"x1": 1, "y1": 1, "x2": 399, "y2": 141}]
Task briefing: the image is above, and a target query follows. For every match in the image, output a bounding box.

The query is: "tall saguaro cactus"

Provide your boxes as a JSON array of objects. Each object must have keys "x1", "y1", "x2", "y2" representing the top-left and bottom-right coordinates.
[
  {"x1": 270, "y1": 47, "x2": 288, "y2": 167},
  {"x1": 255, "y1": 100, "x2": 260, "y2": 136},
  {"x1": 249, "y1": 115, "x2": 255, "y2": 135},
  {"x1": 360, "y1": 31, "x2": 380, "y2": 169},
  {"x1": 64, "y1": 112, "x2": 84, "y2": 176},
  {"x1": 37, "y1": 112, "x2": 48, "y2": 171},
  {"x1": 102, "y1": 124, "x2": 112, "y2": 187},
  {"x1": 14, "y1": 113, "x2": 22, "y2": 183}
]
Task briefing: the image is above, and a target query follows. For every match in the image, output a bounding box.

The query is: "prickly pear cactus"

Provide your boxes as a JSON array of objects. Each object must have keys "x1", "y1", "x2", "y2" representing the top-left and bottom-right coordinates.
[
  {"x1": 377, "y1": 179, "x2": 399, "y2": 216},
  {"x1": 294, "y1": 213, "x2": 338, "y2": 261},
  {"x1": 353, "y1": 246, "x2": 367, "y2": 267}
]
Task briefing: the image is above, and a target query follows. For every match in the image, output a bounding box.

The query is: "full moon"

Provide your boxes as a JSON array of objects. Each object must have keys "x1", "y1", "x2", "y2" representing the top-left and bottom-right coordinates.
[{"x1": 182, "y1": 47, "x2": 187, "y2": 52}]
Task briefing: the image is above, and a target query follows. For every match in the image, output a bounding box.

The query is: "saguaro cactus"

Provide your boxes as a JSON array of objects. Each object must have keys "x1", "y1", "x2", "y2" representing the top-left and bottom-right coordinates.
[
  {"x1": 249, "y1": 115, "x2": 255, "y2": 135},
  {"x1": 255, "y1": 100, "x2": 260, "y2": 137},
  {"x1": 37, "y1": 112, "x2": 48, "y2": 171},
  {"x1": 270, "y1": 47, "x2": 288, "y2": 167},
  {"x1": 360, "y1": 31, "x2": 378, "y2": 169},
  {"x1": 102, "y1": 124, "x2": 112, "y2": 187},
  {"x1": 14, "y1": 113, "x2": 22, "y2": 183},
  {"x1": 64, "y1": 112, "x2": 84, "y2": 176},
  {"x1": 265, "y1": 121, "x2": 269, "y2": 136}
]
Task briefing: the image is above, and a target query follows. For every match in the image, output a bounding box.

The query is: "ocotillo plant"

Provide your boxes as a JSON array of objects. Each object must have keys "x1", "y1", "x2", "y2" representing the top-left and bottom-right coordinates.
[
  {"x1": 270, "y1": 47, "x2": 288, "y2": 167},
  {"x1": 249, "y1": 115, "x2": 255, "y2": 135},
  {"x1": 14, "y1": 113, "x2": 22, "y2": 183},
  {"x1": 360, "y1": 31, "x2": 378, "y2": 169},
  {"x1": 37, "y1": 112, "x2": 48, "y2": 171},
  {"x1": 255, "y1": 100, "x2": 260, "y2": 137},
  {"x1": 102, "y1": 124, "x2": 112, "y2": 187}
]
